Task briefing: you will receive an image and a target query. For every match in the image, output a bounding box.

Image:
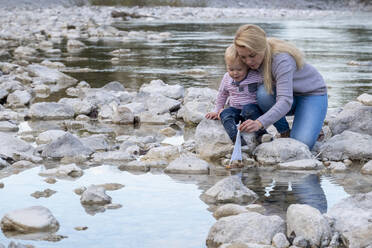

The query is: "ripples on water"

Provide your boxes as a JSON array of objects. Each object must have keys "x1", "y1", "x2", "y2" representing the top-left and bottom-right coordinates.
[{"x1": 52, "y1": 17, "x2": 372, "y2": 108}]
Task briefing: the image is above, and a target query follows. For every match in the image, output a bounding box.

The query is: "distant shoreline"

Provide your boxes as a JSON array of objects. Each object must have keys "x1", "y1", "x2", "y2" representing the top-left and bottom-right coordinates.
[{"x1": 0, "y1": 0, "x2": 371, "y2": 12}]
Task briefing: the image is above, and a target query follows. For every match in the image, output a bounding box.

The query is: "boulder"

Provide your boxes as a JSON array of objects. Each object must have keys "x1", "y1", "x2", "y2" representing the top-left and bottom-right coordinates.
[
  {"x1": 36, "y1": 130, "x2": 67, "y2": 145},
  {"x1": 139, "y1": 79, "x2": 184, "y2": 99},
  {"x1": 1, "y1": 206, "x2": 59, "y2": 233},
  {"x1": 27, "y1": 64, "x2": 77, "y2": 91},
  {"x1": 102, "y1": 81, "x2": 125, "y2": 92},
  {"x1": 6, "y1": 90, "x2": 32, "y2": 108},
  {"x1": 254, "y1": 139, "x2": 312, "y2": 165},
  {"x1": 0, "y1": 121, "x2": 18, "y2": 132},
  {"x1": 29, "y1": 102, "x2": 75, "y2": 120},
  {"x1": 164, "y1": 152, "x2": 209, "y2": 174},
  {"x1": 41, "y1": 132, "x2": 93, "y2": 159},
  {"x1": 182, "y1": 101, "x2": 215, "y2": 125},
  {"x1": 206, "y1": 212, "x2": 285, "y2": 248},
  {"x1": 327, "y1": 191, "x2": 372, "y2": 248},
  {"x1": 39, "y1": 163, "x2": 83, "y2": 178},
  {"x1": 202, "y1": 176, "x2": 258, "y2": 204},
  {"x1": 277, "y1": 159, "x2": 324, "y2": 170},
  {"x1": 361, "y1": 160, "x2": 372, "y2": 175},
  {"x1": 80, "y1": 134, "x2": 109, "y2": 152},
  {"x1": 80, "y1": 185, "x2": 112, "y2": 205},
  {"x1": 328, "y1": 101, "x2": 372, "y2": 136},
  {"x1": 213, "y1": 204, "x2": 265, "y2": 220},
  {"x1": 319, "y1": 131, "x2": 372, "y2": 161},
  {"x1": 194, "y1": 119, "x2": 232, "y2": 161},
  {"x1": 0, "y1": 133, "x2": 34, "y2": 160},
  {"x1": 286, "y1": 204, "x2": 331, "y2": 247},
  {"x1": 357, "y1": 93, "x2": 372, "y2": 106}
]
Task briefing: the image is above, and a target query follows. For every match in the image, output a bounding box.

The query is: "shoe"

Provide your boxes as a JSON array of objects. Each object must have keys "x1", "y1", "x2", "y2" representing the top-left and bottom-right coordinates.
[
  {"x1": 257, "y1": 134, "x2": 273, "y2": 144},
  {"x1": 280, "y1": 130, "x2": 291, "y2": 138}
]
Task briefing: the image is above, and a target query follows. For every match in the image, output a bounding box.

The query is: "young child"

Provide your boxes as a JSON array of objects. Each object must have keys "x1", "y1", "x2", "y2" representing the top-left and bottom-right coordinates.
[{"x1": 205, "y1": 44, "x2": 268, "y2": 144}]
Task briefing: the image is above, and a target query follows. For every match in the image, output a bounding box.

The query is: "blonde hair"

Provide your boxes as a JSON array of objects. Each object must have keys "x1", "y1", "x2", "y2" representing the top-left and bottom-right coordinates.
[
  {"x1": 234, "y1": 24, "x2": 304, "y2": 94},
  {"x1": 224, "y1": 44, "x2": 243, "y2": 65}
]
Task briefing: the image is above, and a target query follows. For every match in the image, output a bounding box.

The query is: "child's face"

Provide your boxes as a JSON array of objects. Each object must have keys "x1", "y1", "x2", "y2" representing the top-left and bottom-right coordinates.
[{"x1": 226, "y1": 60, "x2": 248, "y2": 82}]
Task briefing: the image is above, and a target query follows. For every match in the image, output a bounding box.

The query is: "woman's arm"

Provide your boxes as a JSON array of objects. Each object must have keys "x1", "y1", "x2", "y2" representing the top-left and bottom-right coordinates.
[
  {"x1": 240, "y1": 53, "x2": 296, "y2": 132},
  {"x1": 256, "y1": 53, "x2": 296, "y2": 128}
]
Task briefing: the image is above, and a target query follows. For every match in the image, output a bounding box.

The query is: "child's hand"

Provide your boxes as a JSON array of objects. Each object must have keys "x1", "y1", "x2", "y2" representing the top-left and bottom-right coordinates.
[{"x1": 205, "y1": 112, "x2": 219, "y2": 120}]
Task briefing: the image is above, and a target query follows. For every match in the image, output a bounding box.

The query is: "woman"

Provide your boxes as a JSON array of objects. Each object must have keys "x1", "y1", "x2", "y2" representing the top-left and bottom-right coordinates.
[{"x1": 235, "y1": 24, "x2": 328, "y2": 149}]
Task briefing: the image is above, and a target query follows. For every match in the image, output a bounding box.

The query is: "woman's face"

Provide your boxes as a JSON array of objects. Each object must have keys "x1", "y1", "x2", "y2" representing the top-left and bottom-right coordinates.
[{"x1": 236, "y1": 46, "x2": 264, "y2": 70}]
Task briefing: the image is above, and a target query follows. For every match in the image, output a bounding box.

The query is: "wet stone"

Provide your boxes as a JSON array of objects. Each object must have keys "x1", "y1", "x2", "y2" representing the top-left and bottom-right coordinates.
[
  {"x1": 74, "y1": 226, "x2": 88, "y2": 231},
  {"x1": 44, "y1": 177, "x2": 57, "y2": 184},
  {"x1": 31, "y1": 189, "x2": 57, "y2": 199}
]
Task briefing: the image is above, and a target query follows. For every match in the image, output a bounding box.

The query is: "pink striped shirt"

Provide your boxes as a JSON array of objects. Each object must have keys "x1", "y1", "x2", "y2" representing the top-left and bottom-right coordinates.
[{"x1": 214, "y1": 70, "x2": 263, "y2": 112}]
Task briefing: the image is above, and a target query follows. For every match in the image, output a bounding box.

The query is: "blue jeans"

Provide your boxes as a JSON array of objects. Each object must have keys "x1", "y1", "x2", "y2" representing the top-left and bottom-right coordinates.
[
  {"x1": 220, "y1": 104, "x2": 266, "y2": 145},
  {"x1": 257, "y1": 84, "x2": 328, "y2": 149}
]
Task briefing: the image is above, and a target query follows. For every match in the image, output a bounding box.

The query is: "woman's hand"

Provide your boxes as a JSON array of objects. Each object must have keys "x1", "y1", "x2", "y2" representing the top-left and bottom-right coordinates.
[
  {"x1": 205, "y1": 112, "x2": 219, "y2": 120},
  {"x1": 239, "y1": 119, "x2": 263, "y2": 132}
]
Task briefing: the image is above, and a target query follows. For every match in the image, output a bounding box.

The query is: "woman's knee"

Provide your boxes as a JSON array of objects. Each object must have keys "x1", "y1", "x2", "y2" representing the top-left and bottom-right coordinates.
[{"x1": 257, "y1": 85, "x2": 276, "y2": 112}]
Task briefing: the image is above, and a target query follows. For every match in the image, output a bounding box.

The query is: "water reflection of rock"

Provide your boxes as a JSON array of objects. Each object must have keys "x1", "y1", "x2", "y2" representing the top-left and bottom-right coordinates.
[{"x1": 328, "y1": 172, "x2": 372, "y2": 195}]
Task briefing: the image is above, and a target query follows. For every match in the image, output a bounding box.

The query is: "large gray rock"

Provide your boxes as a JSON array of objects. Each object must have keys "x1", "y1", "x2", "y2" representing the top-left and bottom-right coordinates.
[
  {"x1": 29, "y1": 102, "x2": 75, "y2": 120},
  {"x1": 36, "y1": 130, "x2": 67, "y2": 145},
  {"x1": 327, "y1": 191, "x2": 372, "y2": 248},
  {"x1": 145, "y1": 93, "x2": 181, "y2": 115},
  {"x1": 183, "y1": 87, "x2": 217, "y2": 104},
  {"x1": 195, "y1": 119, "x2": 232, "y2": 161},
  {"x1": 111, "y1": 104, "x2": 134, "y2": 124},
  {"x1": 92, "y1": 150, "x2": 135, "y2": 164},
  {"x1": 140, "y1": 145, "x2": 180, "y2": 163},
  {"x1": 202, "y1": 176, "x2": 258, "y2": 204},
  {"x1": 286, "y1": 204, "x2": 331, "y2": 247},
  {"x1": 0, "y1": 133, "x2": 34, "y2": 160},
  {"x1": 357, "y1": 93, "x2": 372, "y2": 106},
  {"x1": 41, "y1": 132, "x2": 93, "y2": 159},
  {"x1": 39, "y1": 163, "x2": 83, "y2": 178},
  {"x1": 0, "y1": 121, "x2": 18, "y2": 132},
  {"x1": 27, "y1": 64, "x2": 77, "y2": 91},
  {"x1": 58, "y1": 98, "x2": 93, "y2": 115},
  {"x1": 80, "y1": 185, "x2": 112, "y2": 205},
  {"x1": 319, "y1": 131, "x2": 372, "y2": 161},
  {"x1": 102, "y1": 81, "x2": 125, "y2": 92},
  {"x1": 361, "y1": 160, "x2": 372, "y2": 175},
  {"x1": 6, "y1": 90, "x2": 32, "y2": 108},
  {"x1": 278, "y1": 159, "x2": 324, "y2": 170},
  {"x1": 254, "y1": 138, "x2": 312, "y2": 165},
  {"x1": 80, "y1": 134, "x2": 109, "y2": 152},
  {"x1": 164, "y1": 152, "x2": 209, "y2": 174},
  {"x1": 328, "y1": 101, "x2": 372, "y2": 136},
  {"x1": 1, "y1": 206, "x2": 59, "y2": 233},
  {"x1": 206, "y1": 212, "x2": 285, "y2": 248},
  {"x1": 182, "y1": 101, "x2": 215, "y2": 125},
  {"x1": 139, "y1": 79, "x2": 184, "y2": 99},
  {"x1": 213, "y1": 204, "x2": 265, "y2": 220}
]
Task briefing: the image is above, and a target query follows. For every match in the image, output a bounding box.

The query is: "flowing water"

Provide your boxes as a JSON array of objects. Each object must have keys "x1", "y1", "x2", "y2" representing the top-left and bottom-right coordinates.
[
  {"x1": 50, "y1": 15, "x2": 372, "y2": 108},
  {"x1": 1, "y1": 9, "x2": 372, "y2": 248}
]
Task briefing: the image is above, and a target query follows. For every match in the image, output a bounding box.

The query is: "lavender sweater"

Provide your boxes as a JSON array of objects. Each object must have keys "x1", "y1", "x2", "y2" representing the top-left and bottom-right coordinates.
[{"x1": 257, "y1": 53, "x2": 327, "y2": 129}]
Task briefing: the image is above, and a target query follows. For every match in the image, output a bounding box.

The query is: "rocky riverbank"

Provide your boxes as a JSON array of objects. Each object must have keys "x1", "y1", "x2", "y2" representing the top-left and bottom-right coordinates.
[{"x1": 0, "y1": 3, "x2": 372, "y2": 248}]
